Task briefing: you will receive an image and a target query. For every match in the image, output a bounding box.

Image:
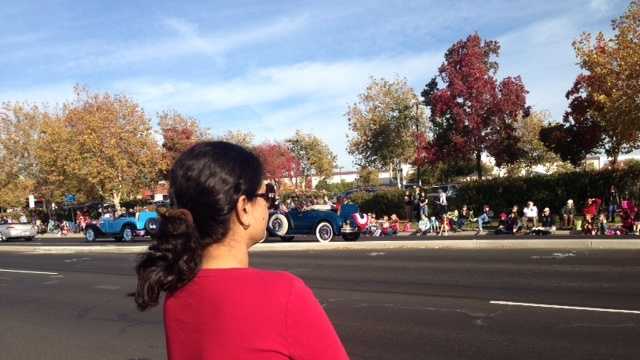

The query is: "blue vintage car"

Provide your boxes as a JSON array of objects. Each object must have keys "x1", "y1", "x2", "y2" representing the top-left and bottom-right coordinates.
[
  {"x1": 268, "y1": 203, "x2": 360, "y2": 242},
  {"x1": 84, "y1": 210, "x2": 159, "y2": 242}
]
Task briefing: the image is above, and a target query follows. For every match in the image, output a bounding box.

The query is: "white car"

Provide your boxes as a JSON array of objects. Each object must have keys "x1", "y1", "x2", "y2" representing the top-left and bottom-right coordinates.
[{"x1": 0, "y1": 222, "x2": 37, "y2": 242}]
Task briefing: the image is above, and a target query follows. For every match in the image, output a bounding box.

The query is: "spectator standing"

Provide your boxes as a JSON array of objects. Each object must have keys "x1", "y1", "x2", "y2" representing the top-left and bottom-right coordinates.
[
  {"x1": 605, "y1": 185, "x2": 621, "y2": 223},
  {"x1": 133, "y1": 141, "x2": 349, "y2": 359},
  {"x1": 403, "y1": 191, "x2": 413, "y2": 222},
  {"x1": 438, "y1": 189, "x2": 448, "y2": 213},
  {"x1": 419, "y1": 194, "x2": 429, "y2": 220}
]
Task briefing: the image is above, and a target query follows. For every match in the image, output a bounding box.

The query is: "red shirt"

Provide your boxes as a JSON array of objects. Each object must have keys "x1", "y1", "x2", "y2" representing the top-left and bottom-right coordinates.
[{"x1": 164, "y1": 268, "x2": 349, "y2": 360}]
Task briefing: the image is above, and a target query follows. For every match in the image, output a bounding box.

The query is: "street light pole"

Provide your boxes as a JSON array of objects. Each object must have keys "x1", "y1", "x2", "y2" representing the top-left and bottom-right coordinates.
[{"x1": 415, "y1": 101, "x2": 421, "y2": 187}]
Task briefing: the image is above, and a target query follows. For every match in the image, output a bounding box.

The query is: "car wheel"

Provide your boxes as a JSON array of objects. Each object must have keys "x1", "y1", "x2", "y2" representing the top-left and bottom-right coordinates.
[
  {"x1": 121, "y1": 225, "x2": 134, "y2": 242},
  {"x1": 85, "y1": 228, "x2": 97, "y2": 242},
  {"x1": 144, "y1": 218, "x2": 159, "y2": 236},
  {"x1": 315, "y1": 222, "x2": 334, "y2": 243},
  {"x1": 268, "y1": 213, "x2": 289, "y2": 237},
  {"x1": 24, "y1": 237, "x2": 34, "y2": 242}
]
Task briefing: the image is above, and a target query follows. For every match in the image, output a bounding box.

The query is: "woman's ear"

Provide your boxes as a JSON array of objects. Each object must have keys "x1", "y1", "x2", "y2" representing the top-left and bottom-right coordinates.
[{"x1": 235, "y1": 195, "x2": 251, "y2": 229}]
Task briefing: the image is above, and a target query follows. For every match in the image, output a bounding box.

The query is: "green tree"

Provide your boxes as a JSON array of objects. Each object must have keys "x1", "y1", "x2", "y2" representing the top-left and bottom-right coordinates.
[
  {"x1": 357, "y1": 166, "x2": 380, "y2": 187},
  {"x1": 346, "y1": 77, "x2": 425, "y2": 186},
  {"x1": 504, "y1": 111, "x2": 564, "y2": 176},
  {"x1": 286, "y1": 130, "x2": 336, "y2": 190}
]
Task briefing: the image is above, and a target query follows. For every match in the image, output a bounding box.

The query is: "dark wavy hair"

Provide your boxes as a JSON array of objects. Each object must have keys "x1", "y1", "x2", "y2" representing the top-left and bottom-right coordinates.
[{"x1": 132, "y1": 141, "x2": 264, "y2": 311}]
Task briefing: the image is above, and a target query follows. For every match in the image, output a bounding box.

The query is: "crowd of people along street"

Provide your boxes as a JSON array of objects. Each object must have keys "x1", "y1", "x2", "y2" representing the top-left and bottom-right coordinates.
[{"x1": 346, "y1": 184, "x2": 640, "y2": 237}]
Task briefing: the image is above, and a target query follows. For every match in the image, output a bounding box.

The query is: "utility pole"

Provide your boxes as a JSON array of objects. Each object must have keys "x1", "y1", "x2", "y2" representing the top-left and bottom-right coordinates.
[{"x1": 415, "y1": 101, "x2": 422, "y2": 187}]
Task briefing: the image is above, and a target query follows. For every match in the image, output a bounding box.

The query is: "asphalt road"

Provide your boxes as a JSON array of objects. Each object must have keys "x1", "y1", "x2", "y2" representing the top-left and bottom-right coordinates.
[
  {"x1": 1, "y1": 248, "x2": 639, "y2": 359},
  {"x1": 6, "y1": 231, "x2": 640, "y2": 246}
]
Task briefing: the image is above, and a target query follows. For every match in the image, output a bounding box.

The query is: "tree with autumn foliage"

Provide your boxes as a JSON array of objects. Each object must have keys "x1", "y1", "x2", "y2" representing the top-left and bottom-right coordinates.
[
  {"x1": 253, "y1": 141, "x2": 301, "y2": 187},
  {"x1": 421, "y1": 34, "x2": 530, "y2": 179},
  {"x1": 37, "y1": 86, "x2": 161, "y2": 209},
  {"x1": 286, "y1": 131, "x2": 336, "y2": 190},
  {"x1": 347, "y1": 77, "x2": 426, "y2": 185},
  {"x1": 217, "y1": 130, "x2": 255, "y2": 149},
  {"x1": 158, "y1": 110, "x2": 210, "y2": 178},
  {"x1": 542, "y1": 1, "x2": 640, "y2": 167},
  {"x1": 0, "y1": 103, "x2": 48, "y2": 208}
]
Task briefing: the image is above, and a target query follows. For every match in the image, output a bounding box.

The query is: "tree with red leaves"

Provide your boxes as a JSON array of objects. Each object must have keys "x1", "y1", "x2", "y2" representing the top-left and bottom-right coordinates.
[
  {"x1": 424, "y1": 33, "x2": 529, "y2": 179},
  {"x1": 253, "y1": 141, "x2": 301, "y2": 188},
  {"x1": 158, "y1": 110, "x2": 210, "y2": 179},
  {"x1": 539, "y1": 76, "x2": 604, "y2": 167}
]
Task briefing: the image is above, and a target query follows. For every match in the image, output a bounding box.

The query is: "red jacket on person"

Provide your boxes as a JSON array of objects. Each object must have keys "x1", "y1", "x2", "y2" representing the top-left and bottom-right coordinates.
[{"x1": 583, "y1": 198, "x2": 602, "y2": 217}]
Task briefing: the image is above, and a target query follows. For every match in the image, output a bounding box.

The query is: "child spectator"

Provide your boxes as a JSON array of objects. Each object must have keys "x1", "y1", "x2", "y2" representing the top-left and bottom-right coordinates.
[{"x1": 438, "y1": 214, "x2": 450, "y2": 236}]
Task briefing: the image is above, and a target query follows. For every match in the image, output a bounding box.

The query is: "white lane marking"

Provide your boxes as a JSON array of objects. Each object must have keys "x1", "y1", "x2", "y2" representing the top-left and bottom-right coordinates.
[
  {"x1": 0, "y1": 268, "x2": 59, "y2": 275},
  {"x1": 368, "y1": 252, "x2": 386, "y2": 256},
  {"x1": 491, "y1": 301, "x2": 640, "y2": 314}
]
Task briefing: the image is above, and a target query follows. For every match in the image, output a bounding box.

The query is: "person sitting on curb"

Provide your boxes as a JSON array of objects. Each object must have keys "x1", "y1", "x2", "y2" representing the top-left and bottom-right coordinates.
[
  {"x1": 440, "y1": 213, "x2": 451, "y2": 236},
  {"x1": 529, "y1": 207, "x2": 555, "y2": 235},
  {"x1": 522, "y1": 201, "x2": 538, "y2": 229},
  {"x1": 597, "y1": 212, "x2": 608, "y2": 235},
  {"x1": 456, "y1": 205, "x2": 471, "y2": 231},
  {"x1": 561, "y1": 199, "x2": 576, "y2": 229},
  {"x1": 506, "y1": 206, "x2": 522, "y2": 234},
  {"x1": 417, "y1": 211, "x2": 431, "y2": 235},
  {"x1": 583, "y1": 197, "x2": 602, "y2": 235},
  {"x1": 390, "y1": 214, "x2": 400, "y2": 235},
  {"x1": 474, "y1": 205, "x2": 493, "y2": 235},
  {"x1": 494, "y1": 212, "x2": 509, "y2": 235}
]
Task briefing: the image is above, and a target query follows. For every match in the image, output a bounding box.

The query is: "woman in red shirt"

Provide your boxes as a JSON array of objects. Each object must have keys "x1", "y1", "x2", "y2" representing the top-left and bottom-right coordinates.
[{"x1": 132, "y1": 141, "x2": 349, "y2": 360}]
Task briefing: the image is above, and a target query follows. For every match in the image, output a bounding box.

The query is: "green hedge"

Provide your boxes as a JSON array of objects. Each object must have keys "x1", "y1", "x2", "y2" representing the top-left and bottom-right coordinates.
[
  {"x1": 451, "y1": 167, "x2": 640, "y2": 214},
  {"x1": 350, "y1": 189, "x2": 405, "y2": 218}
]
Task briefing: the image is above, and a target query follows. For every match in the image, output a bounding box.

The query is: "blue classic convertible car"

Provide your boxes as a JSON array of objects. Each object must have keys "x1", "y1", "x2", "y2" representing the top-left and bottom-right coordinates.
[
  {"x1": 267, "y1": 203, "x2": 361, "y2": 242},
  {"x1": 84, "y1": 210, "x2": 159, "y2": 242}
]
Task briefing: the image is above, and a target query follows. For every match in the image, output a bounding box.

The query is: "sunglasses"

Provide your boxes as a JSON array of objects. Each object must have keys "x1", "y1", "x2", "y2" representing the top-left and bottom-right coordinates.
[{"x1": 255, "y1": 188, "x2": 277, "y2": 208}]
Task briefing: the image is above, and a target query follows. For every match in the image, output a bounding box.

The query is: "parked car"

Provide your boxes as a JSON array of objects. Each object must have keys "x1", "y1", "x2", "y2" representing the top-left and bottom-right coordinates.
[
  {"x1": 0, "y1": 222, "x2": 37, "y2": 242},
  {"x1": 267, "y1": 203, "x2": 361, "y2": 242},
  {"x1": 426, "y1": 184, "x2": 459, "y2": 200},
  {"x1": 84, "y1": 209, "x2": 159, "y2": 242}
]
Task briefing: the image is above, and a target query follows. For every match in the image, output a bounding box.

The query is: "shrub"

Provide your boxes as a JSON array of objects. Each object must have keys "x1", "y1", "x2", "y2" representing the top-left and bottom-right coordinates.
[
  {"x1": 451, "y1": 168, "x2": 640, "y2": 215},
  {"x1": 350, "y1": 189, "x2": 405, "y2": 218}
]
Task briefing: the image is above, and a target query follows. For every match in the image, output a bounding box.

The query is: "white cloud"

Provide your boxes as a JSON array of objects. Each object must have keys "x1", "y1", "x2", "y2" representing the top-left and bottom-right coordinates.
[
  {"x1": 63, "y1": 15, "x2": 308, "y2": 71},
  {"x1": 112, "y1": 51, "x2": 442, "y2": 112}
]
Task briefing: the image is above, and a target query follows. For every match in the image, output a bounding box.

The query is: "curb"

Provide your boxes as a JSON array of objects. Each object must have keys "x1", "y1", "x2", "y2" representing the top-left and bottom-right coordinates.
[{"x1": 1, "y1": 239, "x2": 640, "y2": 254}]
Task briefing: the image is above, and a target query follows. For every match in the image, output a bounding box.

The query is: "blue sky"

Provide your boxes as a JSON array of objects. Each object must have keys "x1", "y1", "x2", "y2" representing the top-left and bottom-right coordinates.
[{"x1": 0, "y1": 0, "x2": 629, "y2": 168}]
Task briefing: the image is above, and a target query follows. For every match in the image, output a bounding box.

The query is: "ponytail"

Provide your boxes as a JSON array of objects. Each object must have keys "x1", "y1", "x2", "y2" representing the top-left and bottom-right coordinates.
[
  {"x1": 131, "y1": 141, "x2": 264, "y2": 311},
  {"x1": 133, "y1": 208, "x2": 203, "y2": 311}
]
